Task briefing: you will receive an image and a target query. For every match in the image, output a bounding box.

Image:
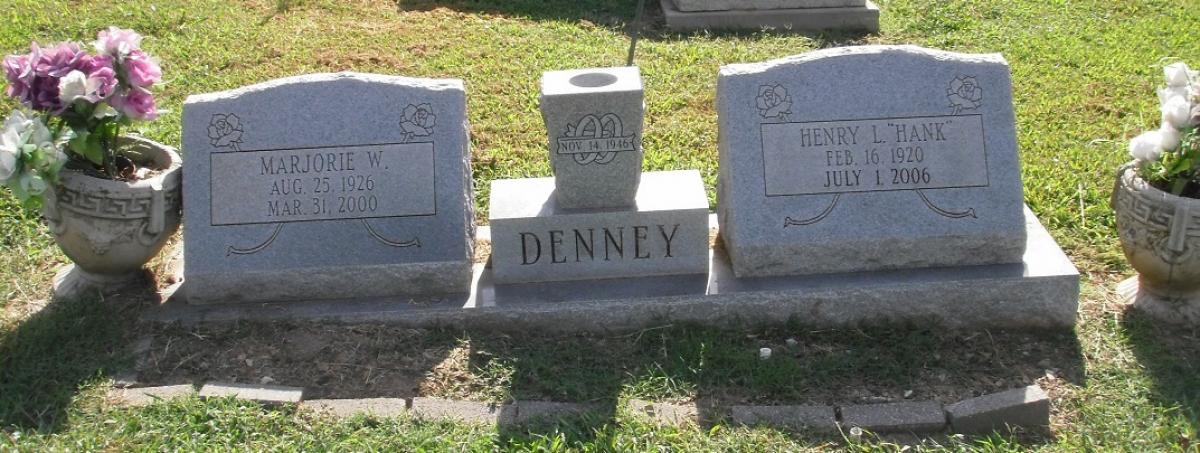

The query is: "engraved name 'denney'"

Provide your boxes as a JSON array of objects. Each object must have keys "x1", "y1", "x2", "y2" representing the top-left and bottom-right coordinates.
[{"x1": 516, "y1": 224, "x2": 681, "y2": 265}]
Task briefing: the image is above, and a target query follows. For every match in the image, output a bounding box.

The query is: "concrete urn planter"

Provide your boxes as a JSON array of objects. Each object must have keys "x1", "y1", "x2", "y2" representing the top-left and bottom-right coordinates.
[
  {"x1": 1112, "y1": 163, "x2": 1200, "y2": 323},
  {"x1": 43, "y1": 136, "x2": 182, "y2": 294}
]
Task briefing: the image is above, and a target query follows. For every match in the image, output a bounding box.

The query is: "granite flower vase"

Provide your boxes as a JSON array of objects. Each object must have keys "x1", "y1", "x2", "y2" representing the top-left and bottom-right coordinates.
[
  {"x1": 1113, "y1": 163, "x2": 1200, "y2": 324},
  {"x1": 43, "y1": 136, "x2": 182, "y2": 294},
  {"x1": 540, "y1": 66, "x2": 644, "y2": 210}
]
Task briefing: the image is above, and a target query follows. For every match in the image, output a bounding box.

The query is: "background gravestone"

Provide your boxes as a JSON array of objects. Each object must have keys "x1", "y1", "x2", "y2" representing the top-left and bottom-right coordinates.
[
  {"x1": 660, "y1": 0, "x2": 879, "y2": 32},
  {"x1": 673, "y1": 0, "x2": 865, "y2": 11},
  {"x1": 182, "y1": 73, "x2": 474, "y2": 304},
  {"x1": 717, "y1": 46, "x2": 1026, "y2": 277}
]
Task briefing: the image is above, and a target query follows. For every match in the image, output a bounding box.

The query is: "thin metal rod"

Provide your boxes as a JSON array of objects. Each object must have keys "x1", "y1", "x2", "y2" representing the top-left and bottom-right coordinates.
[{"x1": 626, "y1": 0, "x2": 647, "y2": 66}]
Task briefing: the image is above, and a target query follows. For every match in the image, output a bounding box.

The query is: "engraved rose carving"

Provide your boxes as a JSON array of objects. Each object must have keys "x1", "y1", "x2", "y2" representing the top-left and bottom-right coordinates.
[
  {"x1": 947, "y1": 76, "x2": 983, "y2": 114},
  {"x1": 399, "y1": 103, "x2": 436, "y2": 142},
  {"x1": 756, "y1": 84, "x2": 792, "y2": 121},
  {"x1": 208, "y1": 113, "x2": 244, "y2": 150}
]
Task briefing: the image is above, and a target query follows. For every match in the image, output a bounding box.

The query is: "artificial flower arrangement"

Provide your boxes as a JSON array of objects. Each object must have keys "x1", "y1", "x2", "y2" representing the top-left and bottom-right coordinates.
[
  {"x1": 1, "y1": 27, "x2": 161, "y2": 208},
  {"x1": 1127, "y1": 62, "x2": 1200, "y2": 198},
  {"x1": 1114, "y1": 61, "x2": 1200, "y2": 324}
]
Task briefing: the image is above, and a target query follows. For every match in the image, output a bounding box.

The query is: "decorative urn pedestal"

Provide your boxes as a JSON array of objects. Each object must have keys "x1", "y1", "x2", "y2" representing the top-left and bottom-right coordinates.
[
  {"x1": 1113, "y1": 163, "x2": 1200, "y2": 324},
  {"x1": 44, "y1": 136, "x2": 183, "y2": 298}
]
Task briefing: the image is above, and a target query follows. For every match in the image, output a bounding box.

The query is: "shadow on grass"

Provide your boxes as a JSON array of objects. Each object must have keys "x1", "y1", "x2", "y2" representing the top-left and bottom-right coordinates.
[
  {"x1": 1121, "y1": 308, "x2": 1200, "y2": 431},
  {"x1": 134, "y1": 310, "x2": 1085, "y2": 447},
  {"x1": 394, "y1": 0, "x2": 872, "y2": 47},
  {"x1": 0, "y1": 278, "x2": 158, "y2": 432},
  {"x1": 467, "y1": 319, "x2": 1084, "y2": 447}
]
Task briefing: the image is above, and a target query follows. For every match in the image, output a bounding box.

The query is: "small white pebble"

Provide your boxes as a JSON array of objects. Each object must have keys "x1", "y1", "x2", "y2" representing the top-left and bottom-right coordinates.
[
  {"x1": 903, "y1": 390, "x2": 914, "y2": 398},
  {"x1": 260, "y1": 376, "x2": 276, "y2": 385},
  {"x1": 759, "y1": 347, "x2": 772, "y2": 360},
  {"x1": 785, "y1": 338, "x2": 798, "y2": 347}
]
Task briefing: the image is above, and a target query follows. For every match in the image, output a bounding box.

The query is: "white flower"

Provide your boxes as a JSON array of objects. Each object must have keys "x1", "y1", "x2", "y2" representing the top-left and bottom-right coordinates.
[
  {"x1": 25, "y1": 115, "x2": 51, "y2": 148},
  {"x1": 19, "y1": 172, "x2": 46, "y2": 196},
  {"x1": 1158, "y1": 86, "x2": 1190, "y2": 105},
  {"x1": 1130, "y1": 130, "x2": 1165, "y2": 162},
  {"x1": 1164, "y1": 62, "x2": 1192, "y2": 88},
  {"x1": 0, "y1": 128, "x2": 19, "y2": 183},
  {"x1": 92, "y1": 27, "x2": 143, "y2": 56},
  {"x1": 1161, "y1": 95, "x2": 1193, "y2": 129},
  {"x1": 58, "y1": 70, "x2": 107, "y2": 104},
  {"x1": 3, "y1": 109, "x2": 33, "y2": 131},
  {"x1": 92, "y1": 103, "x2": 117, "y2": 119},
  {"x1": 58, "y1": 70, "x2": 89, "y2": 104},
  {"x1": 1159, "y1": 123, "x2": 1182, "y2": 151},
  {"x1": 0, "y1": 110, "x2": 60, "y2": 186}
]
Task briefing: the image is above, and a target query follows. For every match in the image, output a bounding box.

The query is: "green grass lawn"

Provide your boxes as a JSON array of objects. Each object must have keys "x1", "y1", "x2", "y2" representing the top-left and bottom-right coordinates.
[{"x1": 2, "y1": 0, "x2": 1199, "y2": 450}]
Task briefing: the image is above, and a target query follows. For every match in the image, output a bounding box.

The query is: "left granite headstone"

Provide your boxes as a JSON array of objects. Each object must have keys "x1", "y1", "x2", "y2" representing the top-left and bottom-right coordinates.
[{"x1": 182, "y1": 73, "x2": 475, "y2": 304}]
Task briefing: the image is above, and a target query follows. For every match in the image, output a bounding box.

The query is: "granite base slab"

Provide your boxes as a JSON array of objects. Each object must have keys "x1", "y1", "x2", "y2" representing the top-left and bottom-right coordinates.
[
  {"x1": 147, "y1": 207, "x2": 1078, "y2": 330},
  {"x1": 661, "y1": 0, "x2": 880, "y2": 32}
]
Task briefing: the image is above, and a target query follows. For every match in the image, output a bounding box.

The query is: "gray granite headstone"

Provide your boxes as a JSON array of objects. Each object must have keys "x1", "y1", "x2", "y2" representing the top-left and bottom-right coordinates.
[
  {"x1": 541, "y1": 66, "x2": 644, "y2": 210},
  {"x1": 182, "y1": 73, "x2": 474, "y2": 304},
  {"x1": 717, "y1": 46, "x2": 1026, "y2": 277}
]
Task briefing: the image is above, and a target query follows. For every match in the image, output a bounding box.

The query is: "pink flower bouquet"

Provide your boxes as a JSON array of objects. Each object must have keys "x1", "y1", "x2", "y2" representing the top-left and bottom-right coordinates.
[{"x1": 1, "y1": 27, "x2": 162, "y2": 205}]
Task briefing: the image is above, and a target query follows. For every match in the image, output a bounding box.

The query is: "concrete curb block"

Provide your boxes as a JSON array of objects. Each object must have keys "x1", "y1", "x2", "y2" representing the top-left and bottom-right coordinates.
[
  {"x1": 840, "y1": 401, "x2": 947, "y2": 434},
  {"x1": 626, "y1": 399, "x2": 703, "y2": 427},
  {"x1": 410, "y1": 397, "x2": 515, "y2": 426},
  {"x1": 111, "y1": 384, "x2": 197, "y2": 407},
  {"x1": 946, "y1": 385, "x2": 1050, "y2": 434},
  {"x1": 198, "y1": 382, "x2": 305, "y2": 405},
  {"x1": 303, "y1": 398, "x2": 409, "y2": 418},
  {"x1": 731, "y1": 405, "x2": 838, "y2": 432},
  {"x1": 513, "y1": 401, "x2": 602, "y2": 425}
]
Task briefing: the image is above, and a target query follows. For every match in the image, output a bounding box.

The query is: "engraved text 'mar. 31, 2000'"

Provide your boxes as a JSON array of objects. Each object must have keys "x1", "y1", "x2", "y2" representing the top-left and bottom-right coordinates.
[{"x1": 209, "y1": 143, "x2": 436, "y2": 226}]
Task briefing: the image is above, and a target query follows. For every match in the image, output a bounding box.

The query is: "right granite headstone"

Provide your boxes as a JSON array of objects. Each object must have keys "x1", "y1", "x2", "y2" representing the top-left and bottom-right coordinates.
[{"x1": 717, "y1": 46, "x2": 1031, "y2": 278}]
